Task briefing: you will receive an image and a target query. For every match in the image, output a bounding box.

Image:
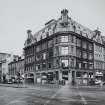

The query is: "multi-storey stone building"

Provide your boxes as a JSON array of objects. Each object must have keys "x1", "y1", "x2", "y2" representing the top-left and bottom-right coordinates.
[
  {"x1": 24, "y1": 9, "x2": 105, "y2": 85},
  {"x1": 8, "y1": 56, "x2": 24, "y2": 80},
  {"x1": 0, "y1": 53, "x2": 18, "y2": 82}
]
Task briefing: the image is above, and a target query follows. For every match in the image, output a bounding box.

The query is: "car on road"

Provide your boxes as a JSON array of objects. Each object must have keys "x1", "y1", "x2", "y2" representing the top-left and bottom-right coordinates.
[{"x1": 7, "y1": 79, "x2": 13, "y2": 84}]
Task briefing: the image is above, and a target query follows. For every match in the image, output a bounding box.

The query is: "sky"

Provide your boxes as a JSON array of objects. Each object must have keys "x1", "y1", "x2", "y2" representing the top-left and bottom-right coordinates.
[{"x1": 0, "y1": 0, "x2": 105, "y2": 55}]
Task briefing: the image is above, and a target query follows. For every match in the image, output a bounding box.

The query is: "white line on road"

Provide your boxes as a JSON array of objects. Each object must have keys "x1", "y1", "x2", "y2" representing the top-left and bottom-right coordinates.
[
  {"x1": 6, "y1": 96, "x2": 29, "y2": 105},
  {"x1": 44, "y1": 91, "x2": 58, "y2": 105},
  {"x1": 77, "y1": 86, "x2": 87, "y2": 105}
]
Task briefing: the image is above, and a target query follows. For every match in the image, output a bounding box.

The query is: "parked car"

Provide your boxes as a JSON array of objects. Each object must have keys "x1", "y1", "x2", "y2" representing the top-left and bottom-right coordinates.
[{"x1": 7, "y1": 79, "x2": 13, "y2": 84}]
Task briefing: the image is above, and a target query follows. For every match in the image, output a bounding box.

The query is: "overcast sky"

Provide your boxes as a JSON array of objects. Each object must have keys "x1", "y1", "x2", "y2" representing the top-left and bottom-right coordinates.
[{"x1": 0, "y1": 0, "x2": 105, "y2": 55}]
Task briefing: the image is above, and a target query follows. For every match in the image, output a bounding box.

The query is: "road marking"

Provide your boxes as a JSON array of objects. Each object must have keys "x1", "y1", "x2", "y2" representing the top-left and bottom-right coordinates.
[
  {"x1": 6, "y1": 96, "x2": 29, "y2": 105},
  {"x1": 77, "y1": 86, "x2": 87, "y2": 105},
  {"x1": 44, "y1": 91, "x2": 58, "y2": 105},
  {"x1": 81, "y1": 96, "x2": 87, "y2": 105}
]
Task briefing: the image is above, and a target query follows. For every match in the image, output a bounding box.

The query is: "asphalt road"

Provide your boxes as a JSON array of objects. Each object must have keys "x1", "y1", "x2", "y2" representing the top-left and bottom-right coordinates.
[{"x1": 0, "y1": 85, "x2": 105, "y2": 105}]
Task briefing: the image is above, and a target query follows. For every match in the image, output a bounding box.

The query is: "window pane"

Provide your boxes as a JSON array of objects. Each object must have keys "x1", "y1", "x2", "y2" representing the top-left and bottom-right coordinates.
[
  {"x1": 61, "y1": 47, "x2": 69, "y2": 55},
  {"x1": 61, "y1": 59, "x2": 69, "y2": 69},
  {"x1": 89, "y1": 63, "x2": 93, "y2": 69},
  {"x1": 82, "y1": 41, "x2": 87, "y2": 49},
  {"x1": 76, "y1": 38, "x2": 81, "y2": 47},
  {"x1": 48, "y1": 40, "x2": 53, "y2": 48},
  {"x1": 70, "y1": 35, "x2": 74, "y2": 43},
  {"x1": 82, "y1": 62, "x2": 87, "y2": 69},
  {"x1": 88, "y1": 53, "x2": 93, "y2": 60},
  {"x1": 48, "y1": 49, "x2": 53, "y2": 57},
  {"x1": 42, "y1": 52, "x2": 46, "y2": 60},
  {"x1": 36, "y1": 64, "x2": 40, "y2": 71},
  {"x1": 61, "y1": 36, "x2": 68, "y2": 42},
  {"x1": 83, "y1": 51, "x2": 87, "y2": 59},
  {"x1": 36, "y1": 54, "x2": 41, "y2": 61},
  {"x1": 36, "y1": 45, "x2": 41, "y2": 52},
  {"x1": 42, "y1": 43, "x2": 47, "y2": 50},
  {"x1": 88, "y1": 43, "x2": 92, "y2": 50},
  {"x1": 76, "y1": 60, "x2": 81, "y2": 68},
  {"x1": 76, "y1": 49, "x2": 81, "y2": 58},
  {"x1": 76, "y1": 72, "x2": 82, "y2": 77},
  {"x1": 42, "y1": 62, "x2": 46, "y2": 69}
]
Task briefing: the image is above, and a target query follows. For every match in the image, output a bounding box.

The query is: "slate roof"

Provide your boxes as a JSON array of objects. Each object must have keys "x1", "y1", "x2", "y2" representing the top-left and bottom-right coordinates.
[{"x1": 24, "y1": 9, "x2": 105, "y2": 47}]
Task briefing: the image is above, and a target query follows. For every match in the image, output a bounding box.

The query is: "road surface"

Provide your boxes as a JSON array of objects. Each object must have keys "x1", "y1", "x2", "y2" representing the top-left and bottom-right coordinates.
[{"x1": 0, "y1": 84, "x2": 105, "y2": 105}]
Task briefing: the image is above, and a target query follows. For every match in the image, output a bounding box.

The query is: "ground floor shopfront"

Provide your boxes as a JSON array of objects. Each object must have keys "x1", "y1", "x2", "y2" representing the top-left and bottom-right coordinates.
[{"x1": 25, "y1": 69, "x2": 94, "y2": 85}]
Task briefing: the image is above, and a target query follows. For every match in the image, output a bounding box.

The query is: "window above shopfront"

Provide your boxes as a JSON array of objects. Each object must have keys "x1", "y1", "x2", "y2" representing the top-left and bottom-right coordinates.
[
  {"x1": 48, "y1": 40, "x2": 53, "y2": 48},
  {"x1": 82, "y1": 51, "x2": 87, "y2": 59},
  {"x1": 76, "y1": 38, "x2": 81, "y2": 47},
  {"x1": 42, "y1": 52, "x2": 47, "y2": 60},
  {"x1": 76, "y1": 49, "x2": 81, "y2": 58},
  {"x1": 82, "y1": 41, "x2": 87, "y2": 49},
  {"x1": 61, "y1": 46, "x2": 69, "y2": 55},
  {"x1": 61, "y1": 59, "x2": 69, "y2": 69}
]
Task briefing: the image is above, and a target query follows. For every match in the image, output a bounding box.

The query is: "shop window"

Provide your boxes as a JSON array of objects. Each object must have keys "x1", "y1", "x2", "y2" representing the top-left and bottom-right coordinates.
[{"x1": 61, "y1": 35, "x2": 68, "y2": 42}]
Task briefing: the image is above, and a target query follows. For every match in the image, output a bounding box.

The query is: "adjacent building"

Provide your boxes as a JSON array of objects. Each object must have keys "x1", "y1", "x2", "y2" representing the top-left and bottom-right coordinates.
[
  {"x1": 24, "y1": 9, "x2": 105, "y2": 85},
  {"x1": 0, "y1": 53, "x2": 18, "y2": 82},
  {"x1": 8, "y1": 56, "x2": 24, "y2": 80}
]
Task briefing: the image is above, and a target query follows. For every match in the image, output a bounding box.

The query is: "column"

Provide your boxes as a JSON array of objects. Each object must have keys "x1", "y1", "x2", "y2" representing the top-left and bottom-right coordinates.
[
  {"x1": 68, "y1": 70, "x2": 72, "y2": 84},
  {"x1": 59, "y1": 70, "x2": 62, "y2": 80}
]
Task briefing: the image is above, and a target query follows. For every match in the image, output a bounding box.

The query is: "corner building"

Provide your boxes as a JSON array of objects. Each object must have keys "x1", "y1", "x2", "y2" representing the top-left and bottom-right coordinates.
[{"x1": 24, "y1": 9, "x2": 105, "y2": 85}]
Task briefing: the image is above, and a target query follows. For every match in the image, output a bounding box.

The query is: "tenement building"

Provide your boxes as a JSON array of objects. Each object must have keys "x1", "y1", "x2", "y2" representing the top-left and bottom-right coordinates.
[
  {"x1": 8, "y1": 56, "x2": 24, "y2": 81},
  {"x1": 24, "y1": 9, "x2": 105, "y2": 85},
  {"x1": 0, "y1": 53, "x2": 18, "y2": 82}
]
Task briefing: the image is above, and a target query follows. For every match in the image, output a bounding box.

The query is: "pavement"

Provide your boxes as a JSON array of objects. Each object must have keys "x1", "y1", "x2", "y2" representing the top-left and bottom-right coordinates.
[{"x1": 0, "y1": 83, "x2": 61, "y2": 90}]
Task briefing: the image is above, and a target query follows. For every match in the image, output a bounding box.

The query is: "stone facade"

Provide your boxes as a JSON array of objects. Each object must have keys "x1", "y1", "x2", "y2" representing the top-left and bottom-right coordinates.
[
  {"x1": 8, "y1": 56, "x2": 24, "y2": 80},
  {"x1": 0, "y1": 53, "x2": 18, "y2": 82},
  {"x1": 24, "y1": 9, "x2": 105, "y2": 85}
]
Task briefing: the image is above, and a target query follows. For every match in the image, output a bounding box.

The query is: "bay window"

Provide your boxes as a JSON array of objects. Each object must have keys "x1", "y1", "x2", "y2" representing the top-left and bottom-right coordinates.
[{"x1": 61, "y1": 46, "x2": 69, "y2": 55}]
